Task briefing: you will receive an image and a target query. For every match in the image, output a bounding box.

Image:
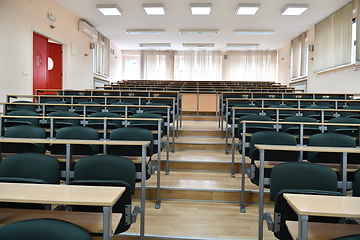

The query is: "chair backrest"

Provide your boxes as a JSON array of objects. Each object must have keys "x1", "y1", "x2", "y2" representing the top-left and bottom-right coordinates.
[
  {"x1": 328, "y1": 117, "x2": 360, "y2": 133},
  {"x1": 249, "y1": 131, "x2": 298, "y2": 161},
  {"x1": 332, "y1": 235, "x2": 360, "y2": 240},
  {"x1": 6, "y1": 110, "x2": 39, "y2": 126},
  {"x1": 3, "y1": 125, "x2": 47, "y2": 153},
  {"x1": 51, "y1": 126, "x2": 99, "y2": 154},
  {"x1": 71, "y1": 155, "x2": 136, "y2": 234},
  {"x1": 109, "y1": 102, "x2": 135, "y2": 116},
  {"x1": 352, "y1": 169, "x2": 360, "y2": 197},
  {"x1": 237, "y1": 114, "x2": 273, "y2": 136},
  {"x1": 270, "y1": 161, "x2": 340, "y2": 240},
  {"x1": 270, "y1": 161, "x2": 338, "y2": 201},
  {"x1": 307, "y1": 132, "x2": 357, "y2": 162},
  {"x1": 108, "y1": 127, "x2": 154, "y2": 156},
  {"x1": 8, "y1": 101, "x2": 37, "y2": 112},
  {"x1": 0, "y1": 218, "x2": 92, "y2": 240},
  {"x1": 281, "y1": 116, "x2": 319, "y2": 133},
  {"x1": 87, "y1": 112, "x2": 122, "y2": 127},
  {"x1": 48, "y1": 110, "x2": 80, "y2": 126},
  {"x1": 130, "y1": 112, "x2": 164, "y2": 131},
  {"x1": 0, "y1": 153, "x2": 60, "y2": 184},
  {"x1": 43, "y1": 101, "x2": 69, "y2": 112}
]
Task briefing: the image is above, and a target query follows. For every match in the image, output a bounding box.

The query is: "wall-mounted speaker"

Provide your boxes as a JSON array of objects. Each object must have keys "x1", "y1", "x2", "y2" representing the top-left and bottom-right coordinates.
[
  {"x1": 224, "y1": 55, "x2": 228, "y2": 60},
  {"x1": 90, "y1": 43, "x2": 96, "y2": 49}
]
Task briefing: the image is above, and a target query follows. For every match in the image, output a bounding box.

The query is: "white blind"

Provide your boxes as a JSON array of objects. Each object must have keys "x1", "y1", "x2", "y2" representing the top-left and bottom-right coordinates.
[
  {"x1": 224, "y1": 50, "x2": 277, "y2": 81},
  {"x1": 94, "y1": 33, "x2": 110, "y2": 76},
  {"x1": 140, "y1": 50, "x2": 174, "y2": 80},
  {"x1": 314, "y1": 2, "x2": 352, "y2": 72},
  {"x1": 291, "y1": 32, "x2": 306, "y2": 79}
]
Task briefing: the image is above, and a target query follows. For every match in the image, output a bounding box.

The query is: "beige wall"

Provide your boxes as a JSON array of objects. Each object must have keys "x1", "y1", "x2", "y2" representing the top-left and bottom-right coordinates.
[{"x1": 0, "y1": 0, "x2": 122, "y2": 103}]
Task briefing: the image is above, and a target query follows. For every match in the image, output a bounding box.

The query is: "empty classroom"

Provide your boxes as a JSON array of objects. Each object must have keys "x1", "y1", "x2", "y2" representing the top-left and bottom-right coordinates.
[{"x1": 1, "y1": 1, "x2": 360, "y2": 240}]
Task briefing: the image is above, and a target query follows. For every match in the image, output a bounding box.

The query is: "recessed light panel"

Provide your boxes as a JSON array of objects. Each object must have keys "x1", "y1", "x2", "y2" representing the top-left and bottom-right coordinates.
[
  {"x1": 96, "y1": 4, "x2": 122, "y2": 16},
  {"x1": 234, "y1": 29, "x2": 274, "y2": 35},
  {"x1": 179, "y1": 29, "x2": 219, "y2": 34},
  {"x1": 281, "y1": 4, "x2": 309, "y2": 15},
  {"x1": 140, "y1": 43, "x2": 171, "y2": 47},
  {"x1": 143, "y1": 4, "x2": 165, "y2": 15},
  {"x1": 126, "y1": 29, "x2": 165, "y2": 34},
  {"x1": 236, "y1": 3, "x2": 260, "y2": 15},
  {"x1": 190, "y1": 3, "x2": 212, "y2": 15},
  {"x1": 183, "y1": 43, "x2": 214, "y2": 47},
  {"x1": 227, "y1": 43, "x2": 259, "y2": 48}
]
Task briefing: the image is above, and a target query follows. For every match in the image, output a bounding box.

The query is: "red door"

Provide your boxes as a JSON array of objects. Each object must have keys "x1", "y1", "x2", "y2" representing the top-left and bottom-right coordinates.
[
  {"x1": 33, "y1": 33, "x2": 48, "y2": 95},
  {"x1": 48, "y1": 42, "x2": 63, "y2": 90},
  {"x1": 33, "y1": 33, "x2": 63, "y2": 95}
]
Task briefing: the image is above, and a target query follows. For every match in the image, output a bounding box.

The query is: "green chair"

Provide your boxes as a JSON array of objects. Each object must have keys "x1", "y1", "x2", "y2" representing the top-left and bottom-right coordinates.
[
  {"x1": 249, "y1": 131, "x2": 299, "y2": 187},
  {"x1": 42, "y1": 101, "x2": 69, "y2": 114},
  {"x1": 265, "y1": 161, "x2": 342, "y2": 240},
  {"x1": 328, "y1": 117, "x2": 360, "y2": 139},
  {"x1": 0, "y1": 153, "x2": 60, "y2": 209},
  {"x1": 353, "y1": 169, "x2": 360, "y2": 197},
  {"x1": 267, "y1": 104, "x2": 296, "y2": 120},
  {"x1": 2, "y1": 125, "x2": 46, "y2": 153},
  {"x1": 70, "y1": 155, "x2": 139, "y2": 234},
  {"x1": 307, "y1": 133, "x2": 359, "y2": 164},
  {"x1": 50, "y1": 126, "x2": 99, "y2": 155},
  {"x1": 333, "y1": 235, "x2": 360, "y2": 240},
  {"x1": 74, "y1": 101, "x2": 102, "y2": 116},
  {"x1": 303, "y1": 105, "x2": 334, "y2": 121},
  {"x1": 107, "y1": 127, "x2": 154, "y2": 182},
  {"x1": 4, "y1": 110, "x2": 39, "y2": 127},
  {"x1": 7, "y1": 100, "x2": 37, "y2": 113},
  {"x1": 130, "y1": 113, "x2": 164, "y2": 154},
  {"x1": 237, "y1": 115, "x2": 274, "y2": 157},
  {"x1": 87, "y1": 112, "x2": 122, "y2": 139},
  {"x1": 109, "y1": 102, "x2": 135, "y2": 117},
  {"x1": 0, "y1": 218, "x2": 91, "y2": 240},
  {"x1": 281, "y1": 116, "x2": 321, "y2": 145}
]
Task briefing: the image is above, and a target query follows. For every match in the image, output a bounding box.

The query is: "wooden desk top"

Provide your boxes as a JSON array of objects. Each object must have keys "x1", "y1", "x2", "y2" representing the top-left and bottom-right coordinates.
[
  {"x1": 0, "y1": 182, "x2": 125, "y2": 207},
  {"x1": 0, "y1": 137, "x2": 150, "y2": 146},
  {"x1": 0, "y1": 208, "x2": 121, "y2": 234},
  {"x1": 254, "y1": 144, "x2": 360, "y2": 153},
  {"x1": 286, "y1": 221, "x2": 360, "y2": 240},
  {"x1": 284, "y1": 193, "x2": 360, "y2": 218}
]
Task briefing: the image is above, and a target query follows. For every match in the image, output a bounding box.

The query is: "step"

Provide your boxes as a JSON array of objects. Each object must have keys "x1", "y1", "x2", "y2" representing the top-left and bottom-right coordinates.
[
  {"x1": 111, "y1": 200, "x2": 275, "y2": 240},
  {"x1": 134, "y1": 171, "x2": 270, "y2": 204},
  {"x1": 159, "y1": 150, "x2": 245, "y2": 172},
  {"x1": 170, "y1": 136, "x2": 229, "y2": 151}
]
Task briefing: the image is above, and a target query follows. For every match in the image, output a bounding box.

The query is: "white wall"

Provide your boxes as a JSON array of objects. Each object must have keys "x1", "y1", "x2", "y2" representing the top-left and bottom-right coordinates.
[{"x1": 0, "y1": 0, "x2": 122, "y2": 104}]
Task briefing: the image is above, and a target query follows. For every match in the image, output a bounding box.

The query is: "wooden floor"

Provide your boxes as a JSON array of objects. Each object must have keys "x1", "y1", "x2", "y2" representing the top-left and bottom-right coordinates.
[{"x1": 113, "y1": 113, "x2": 277, "y2": 240}]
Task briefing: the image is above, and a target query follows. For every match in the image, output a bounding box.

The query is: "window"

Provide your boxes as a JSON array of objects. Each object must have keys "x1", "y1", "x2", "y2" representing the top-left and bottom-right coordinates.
[
  {"x1": 93, "y1": 33, "x2": 110, "y2": 76},
  {"x1": 123, "y1": 57, "x2": 140, "y2": 80},
  {"x1": 290, "y1": 32, "x2": 307, "y2": 79},
  {"x1": 314, "y1": 2, "x2": 353, "y2": 73}
]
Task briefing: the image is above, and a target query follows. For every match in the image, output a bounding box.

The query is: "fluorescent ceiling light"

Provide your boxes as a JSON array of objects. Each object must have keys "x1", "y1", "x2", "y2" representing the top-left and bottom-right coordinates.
[
  {"x1": 281, "y1": 4, "x2": 309, "y2": 15},
  {"x1": 179, "y1": 29, "x2": 219, "y2": 34},
  {"x1": 236, "y1": 3, "x2": 260, "y2": 15},
  {"x1": 139, "y1": 43, "x2": 171, "y2": 47},
  {"x1": 126, "y1": 29, "x2": 165, "y2": 34},
  {"x1": 190, "y1": 3, "x2": 212, "y2": 15},
  {"x1": 234, "y1": 29, "x2": 274, "y2": 35},
  {"x1": 227, "y1": 44, "x2": 259, "y2": 48},
  {"x1": 96, "y1": 4, "x2": 122, "y2": 16},
  {"x1": 183, "y1": 43, "x2": 214, "y2": 47},
  {"x1": 143, "y1": 4, "x2": 165, "y2": 15}
]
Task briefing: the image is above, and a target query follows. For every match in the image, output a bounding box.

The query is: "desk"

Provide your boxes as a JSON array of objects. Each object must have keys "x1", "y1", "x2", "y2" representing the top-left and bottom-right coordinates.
[
  {"x1": 284, "y1": 193, "x2": 360, "y2": 240},
  {"x1": 0, "y1": 137, "x2": 149, "y2": 240},
  {"x1": 254, "y1": 144, "x2": 360, "y2": 240},
  {"x1": 0, "y1": 182, "x2": 124, "y2": 240}
]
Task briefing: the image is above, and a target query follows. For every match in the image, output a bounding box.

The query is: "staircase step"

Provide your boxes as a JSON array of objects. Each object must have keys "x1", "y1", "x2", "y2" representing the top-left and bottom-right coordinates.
[{"x1": 134, "y1": 171, "x2": 270, "y2": 204}]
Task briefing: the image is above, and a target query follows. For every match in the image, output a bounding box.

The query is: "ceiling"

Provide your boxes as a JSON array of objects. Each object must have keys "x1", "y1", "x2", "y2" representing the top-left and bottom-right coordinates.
[{"x1": 54, "y1": 0, "x2": 352, "y2": 51}]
